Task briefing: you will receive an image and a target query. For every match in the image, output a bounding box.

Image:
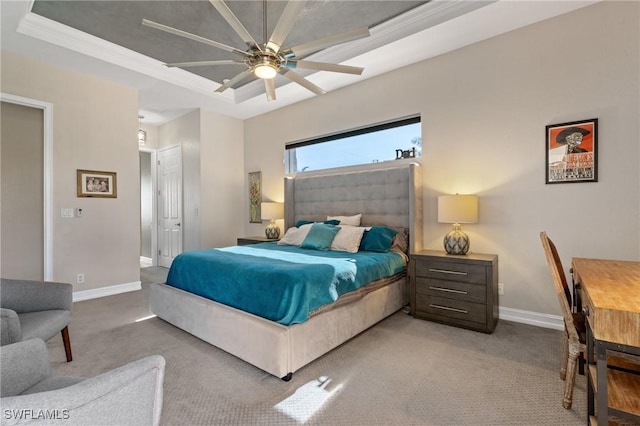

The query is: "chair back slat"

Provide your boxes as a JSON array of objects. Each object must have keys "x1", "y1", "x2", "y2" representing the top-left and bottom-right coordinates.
[{"x1": 540, "y1": 232, "x2": 580, "y2": 342}]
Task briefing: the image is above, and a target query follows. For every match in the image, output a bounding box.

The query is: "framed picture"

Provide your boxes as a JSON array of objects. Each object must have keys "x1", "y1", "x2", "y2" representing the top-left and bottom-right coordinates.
[
  {"x1": 248, "y1": 171, "x2": 262, "y2": 223},
  {"x1": 77, "y1": 169, "x2": 117, "y2": 198},
  {"x1": 545, "y1": 118, "x2": 598, "y2": 184}
]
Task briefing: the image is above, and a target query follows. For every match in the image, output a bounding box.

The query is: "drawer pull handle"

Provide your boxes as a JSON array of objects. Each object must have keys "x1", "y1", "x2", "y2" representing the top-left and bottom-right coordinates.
[
  {"x1": 428, "y1": 268, "x2": 467, "y2": 276},
  {"x1": 429, "y1": 286, "x2": 468, "y2": 295},
  {"x1": 429, "y1": 304, "x2": 468, "y2": 314}
]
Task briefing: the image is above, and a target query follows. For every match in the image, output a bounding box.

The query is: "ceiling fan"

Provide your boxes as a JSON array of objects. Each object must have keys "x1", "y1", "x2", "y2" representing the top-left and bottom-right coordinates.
[{"x1": 142, "y1": 0, "x2": 370, "y2": 101}]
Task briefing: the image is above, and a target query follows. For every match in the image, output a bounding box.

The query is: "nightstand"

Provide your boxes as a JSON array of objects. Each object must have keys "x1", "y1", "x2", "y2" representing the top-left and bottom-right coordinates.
[
  {"x1": 237, "y1": 236, "x2": 278, "y2": 246},
  {"x1": 410, "y1": 250, "x2": 498, "y2": 333}
]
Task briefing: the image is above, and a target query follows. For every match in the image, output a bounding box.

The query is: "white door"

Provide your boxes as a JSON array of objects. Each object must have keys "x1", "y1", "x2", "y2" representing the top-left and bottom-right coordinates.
[{"x1": 157, "y1": 145, "x2": 182, "y2": 268}]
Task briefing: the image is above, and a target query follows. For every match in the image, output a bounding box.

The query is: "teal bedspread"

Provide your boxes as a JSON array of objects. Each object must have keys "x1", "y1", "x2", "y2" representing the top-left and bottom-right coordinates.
[{"x1": 165, "y1": 242, "x2": 405, "y2": 325}]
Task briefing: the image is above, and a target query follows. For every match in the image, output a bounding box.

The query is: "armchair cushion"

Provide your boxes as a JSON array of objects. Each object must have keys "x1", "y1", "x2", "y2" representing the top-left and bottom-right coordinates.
[{"x1": 18, "y1": 311, "x2": 71, "y2": 342}]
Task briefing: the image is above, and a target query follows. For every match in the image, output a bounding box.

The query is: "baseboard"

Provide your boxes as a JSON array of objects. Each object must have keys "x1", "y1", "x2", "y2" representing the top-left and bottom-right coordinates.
[
  {"x1": 499, "y1": 306, "x2": 563, "y2": 330},
  {"x1": 73, "y1": 281, "x2": 141, "y2": 302},
  {"x1": 71, "y1": 282, "x2": 562, "y2": 329}
]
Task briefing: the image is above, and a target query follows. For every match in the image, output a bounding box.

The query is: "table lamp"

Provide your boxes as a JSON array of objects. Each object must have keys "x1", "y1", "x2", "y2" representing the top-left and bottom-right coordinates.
[
  {"x1": 438, "y1": 194, "x2": 478, "y2": 255},
  {"x1": 261, "y1": 202, "x2": 284, "y2": 239}
]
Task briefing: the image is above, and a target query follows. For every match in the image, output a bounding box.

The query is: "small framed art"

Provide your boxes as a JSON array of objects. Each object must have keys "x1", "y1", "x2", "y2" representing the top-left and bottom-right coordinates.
[
  {"x1": 77, "y1": 169, "x2": 117, "y2": 198},
  {"x1": 545, "y1": 118, "x2": 598, "y2": 184}
]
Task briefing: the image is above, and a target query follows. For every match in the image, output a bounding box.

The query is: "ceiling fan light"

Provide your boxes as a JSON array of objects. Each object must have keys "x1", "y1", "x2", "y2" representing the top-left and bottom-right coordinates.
[{"x1": 254, "y1": 64, "x2": 277, "y2": 79}]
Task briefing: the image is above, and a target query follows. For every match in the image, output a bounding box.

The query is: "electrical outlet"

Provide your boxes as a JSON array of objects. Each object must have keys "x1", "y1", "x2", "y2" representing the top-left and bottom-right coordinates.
[
  {"x1": 498, "y1": 282, "x2": 505, "y2": 295},
  {"x1": 76, "y1": 273, "x2": 85, "y2": 284}
]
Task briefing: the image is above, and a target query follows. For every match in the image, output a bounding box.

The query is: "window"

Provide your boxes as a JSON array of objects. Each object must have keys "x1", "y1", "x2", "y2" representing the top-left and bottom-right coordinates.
[{"x1": 285, "y1": 116, "x2": 421, "y2": 173}]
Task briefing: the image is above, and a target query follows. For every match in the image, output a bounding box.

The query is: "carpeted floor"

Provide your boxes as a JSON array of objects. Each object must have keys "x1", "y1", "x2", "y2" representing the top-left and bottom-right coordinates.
[{"x1": 46, "y1": 267, "x2": 589, "y2": 425}]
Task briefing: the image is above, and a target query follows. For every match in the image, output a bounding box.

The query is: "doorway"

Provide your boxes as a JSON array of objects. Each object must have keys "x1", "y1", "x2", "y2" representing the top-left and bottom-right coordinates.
[
  {"x1": 0, "y1": 94, "x2": 53, "y2": 280},
  {"x1": 139, "y1": 148, "x2": 157, "y2": 267},
  {"x1": 157, "y1": 145, "x2": 183, "y2": 268}
]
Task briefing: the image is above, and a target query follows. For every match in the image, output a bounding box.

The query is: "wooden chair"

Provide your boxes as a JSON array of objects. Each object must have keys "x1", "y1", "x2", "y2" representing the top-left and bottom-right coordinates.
[{"x1": 540, "y1": 232, "x2": 586, "y2": 409}]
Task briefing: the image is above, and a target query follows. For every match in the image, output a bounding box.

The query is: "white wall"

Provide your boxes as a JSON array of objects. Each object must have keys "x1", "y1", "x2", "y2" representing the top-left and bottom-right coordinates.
[
  {"x1": 159, "y1": 109, "x2": 245, "y2": 250},
  {"x1": 1, "y1": 51, "x2": 140, "y2": 291},
  {"x1": 244, "y1": 2, "x2": 640, "y2": 317}
]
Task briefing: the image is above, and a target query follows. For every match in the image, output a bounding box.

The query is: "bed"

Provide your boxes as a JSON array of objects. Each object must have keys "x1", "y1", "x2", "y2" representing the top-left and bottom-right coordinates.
[{"x1": 148, "y1": 163, "x2": 423, "y2": 380}]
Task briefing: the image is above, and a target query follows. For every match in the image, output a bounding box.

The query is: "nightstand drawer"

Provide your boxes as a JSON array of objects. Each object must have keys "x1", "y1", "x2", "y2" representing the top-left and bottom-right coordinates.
[
  {"x1": 415, "y1": 294, "x2": 487, "y2": 324},
  {"x1": 415, "y1": 277, "x2": 486, "y2": 304},
  {"x1": 415, "y1": 260, "x2": 487, "y2": 284}
]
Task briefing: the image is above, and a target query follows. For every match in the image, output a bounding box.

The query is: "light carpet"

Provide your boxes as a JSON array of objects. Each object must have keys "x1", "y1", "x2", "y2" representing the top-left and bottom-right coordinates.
[{"x1": 45, "y1": 267, "x2": 588, "y2": 425}]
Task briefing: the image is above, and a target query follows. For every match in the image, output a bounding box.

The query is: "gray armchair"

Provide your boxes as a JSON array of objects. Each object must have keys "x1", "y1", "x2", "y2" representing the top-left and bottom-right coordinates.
[
  {"x1": 0, "y1": 278, "x2": 73, "y2": 361},
  {"x1": 1, "y1": 339, "x2": 165, "y2": 426}
]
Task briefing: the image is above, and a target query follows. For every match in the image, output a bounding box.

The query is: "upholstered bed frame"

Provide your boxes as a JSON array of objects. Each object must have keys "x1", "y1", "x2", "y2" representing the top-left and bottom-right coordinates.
[{"x1": 148, "y1": 163, "x2": 423, "y2": 380}]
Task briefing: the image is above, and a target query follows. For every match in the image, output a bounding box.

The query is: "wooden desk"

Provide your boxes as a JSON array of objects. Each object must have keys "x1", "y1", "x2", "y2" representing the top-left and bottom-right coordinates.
[{"x1": 572, "y1": 258, "x2": 640, "y2": 426}]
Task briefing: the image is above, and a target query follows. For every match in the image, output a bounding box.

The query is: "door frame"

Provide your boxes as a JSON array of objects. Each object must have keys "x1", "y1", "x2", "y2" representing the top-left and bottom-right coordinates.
[
  {"x1": 139, "y1": 147, "x2": 158, "y2": 266},
  {"x1": 0, "y1": 92, "x2": 53, "y2": 280}
]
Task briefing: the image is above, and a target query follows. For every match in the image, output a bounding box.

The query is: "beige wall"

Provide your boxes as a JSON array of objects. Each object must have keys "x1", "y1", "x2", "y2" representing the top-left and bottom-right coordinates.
[
  {"x1": 158, "y1": 109, "x2": 245, "y2": 251},
  {"x1": 200, "y1": 108, "x2": 245, "y2": 248},
  {"x1": 244, "y1": 2, "x2": 640, "y2": 316},
  {"x1": 1, "y1": 52, "x2": 140, "y2": 291}
]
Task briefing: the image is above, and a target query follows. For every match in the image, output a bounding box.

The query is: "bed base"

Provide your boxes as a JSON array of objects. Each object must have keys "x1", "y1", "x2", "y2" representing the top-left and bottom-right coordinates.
[{"x1": 148, "y1": 276, "x2": 406, "y2": 379}]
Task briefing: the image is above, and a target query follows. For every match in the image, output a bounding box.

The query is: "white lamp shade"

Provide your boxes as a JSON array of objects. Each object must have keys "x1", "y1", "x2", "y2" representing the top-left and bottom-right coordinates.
[
  {"x1": 438, "y1": 195, "x2": 478, "y2": 224},
  {"x1": 261, "y1": 202, "x2": 284, "y2": 221}
]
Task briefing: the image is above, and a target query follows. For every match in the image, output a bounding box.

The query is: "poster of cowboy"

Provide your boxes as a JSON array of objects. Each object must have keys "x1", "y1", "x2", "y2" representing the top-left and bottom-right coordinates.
[{"x1": 545, "y1": 118, "x2": 598, "y2": 184}]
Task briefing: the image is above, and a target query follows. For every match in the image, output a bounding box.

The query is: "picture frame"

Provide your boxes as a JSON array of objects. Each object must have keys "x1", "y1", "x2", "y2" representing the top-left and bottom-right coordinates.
[
  {"x1": 77, "y1": 169, "x2": 117, "y2": 198},
  {"x1": 545, "y1": 118, "x2": 598, "y2": 184},
  {"x1": 248, "y1": 171, "x2": 262, "y2": 223}
]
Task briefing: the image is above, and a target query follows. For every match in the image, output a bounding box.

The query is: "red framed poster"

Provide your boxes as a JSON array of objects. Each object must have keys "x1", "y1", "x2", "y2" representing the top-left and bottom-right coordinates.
[{"x1": 545, "y1": 118, "x2": 598, "y2": 184}]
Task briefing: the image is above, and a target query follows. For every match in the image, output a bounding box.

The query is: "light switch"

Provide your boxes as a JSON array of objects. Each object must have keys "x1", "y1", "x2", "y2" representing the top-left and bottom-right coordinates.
[{"x1": 61, "y1": 208, "x2": 74, "y2": 218}]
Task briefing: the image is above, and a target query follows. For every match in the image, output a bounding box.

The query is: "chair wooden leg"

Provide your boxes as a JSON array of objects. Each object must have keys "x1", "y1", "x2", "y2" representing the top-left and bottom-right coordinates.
[
  {"x1": 61, "y1": 326, "x2": 72, "y2": 362},
  {"x1": 560, "y1": 337, "x2": 569, "y2": 381},
  {"x1": 563, "y1": 346, "x2": 579, "y2": 409}
]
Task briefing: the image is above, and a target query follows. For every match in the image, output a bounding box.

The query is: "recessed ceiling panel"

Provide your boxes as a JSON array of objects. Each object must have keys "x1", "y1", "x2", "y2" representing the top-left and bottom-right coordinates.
[{"x1": 31, "y1": 1, "x2": 426, "y2": 87}]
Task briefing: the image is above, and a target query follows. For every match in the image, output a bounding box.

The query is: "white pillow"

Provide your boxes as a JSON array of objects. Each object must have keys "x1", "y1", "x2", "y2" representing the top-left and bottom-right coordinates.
[
  {"x1": 277, "y1": 224, "x2": 312, "y2": 246},
  {"x1": 331, "y1": 226, "x2": 366, "y2": 253},
  {"x1": 327, "y1": 214, "x2": 362, "y2": 227}
]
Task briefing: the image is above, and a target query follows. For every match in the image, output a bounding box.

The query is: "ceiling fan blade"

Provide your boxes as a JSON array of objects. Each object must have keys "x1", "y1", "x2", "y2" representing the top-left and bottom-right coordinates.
[
  {"x1": 142, "y1": 19, "x2": 247, "y2": 56},
  {"x1": 264, "y1": 78, "x2": 276, "y2": 101},
  {"x1": 280, "y1": 69, "x2": 326, "y2": 96},
  {"x1": 214, "y1": 69, "x2": 254, "y2": 93},
  {"x1": 282, "y1": 26, "x2": 370, "y2": 59},
  {"x1": 165, "y1": 60, "x2": 245, "y2": 68},
  {"x1": 266, "y1": 0, "x2": 306, "y2": 53},
  {"x1": 209, "y1": 0, "x2": 262, "y2": 51},
  {"x1": 287, "y1": 60, "x2": 364, "y2": 75}
]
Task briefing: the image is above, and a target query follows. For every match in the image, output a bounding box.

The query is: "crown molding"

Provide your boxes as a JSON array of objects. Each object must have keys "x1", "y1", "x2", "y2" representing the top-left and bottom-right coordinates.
[{"x1": 17, "y1": 11, "x2": 236, "y2": 102}]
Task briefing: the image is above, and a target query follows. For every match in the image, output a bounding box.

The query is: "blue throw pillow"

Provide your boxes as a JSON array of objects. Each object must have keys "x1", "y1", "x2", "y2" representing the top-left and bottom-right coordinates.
[
  {"x1": 359, "y1": 226, "x2": 398, "y2": 252},
  {"x1": 295, "y1": 219, "x2": 341, "y2": 227},
  {"x1": 300, "y1": 223, "x2": 340, "y2": 250}
]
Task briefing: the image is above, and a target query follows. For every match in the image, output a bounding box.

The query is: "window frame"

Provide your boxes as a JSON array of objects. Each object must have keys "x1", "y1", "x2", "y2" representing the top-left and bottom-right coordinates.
[{"x1": 284, "y1": 115, "x2": 421, "y2": 174}]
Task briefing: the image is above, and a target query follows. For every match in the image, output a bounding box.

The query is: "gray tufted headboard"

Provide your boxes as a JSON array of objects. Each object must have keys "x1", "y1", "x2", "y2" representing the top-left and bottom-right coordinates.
[{"x1": 284, "y1": 163, "x2": 423, "y2": 253}]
